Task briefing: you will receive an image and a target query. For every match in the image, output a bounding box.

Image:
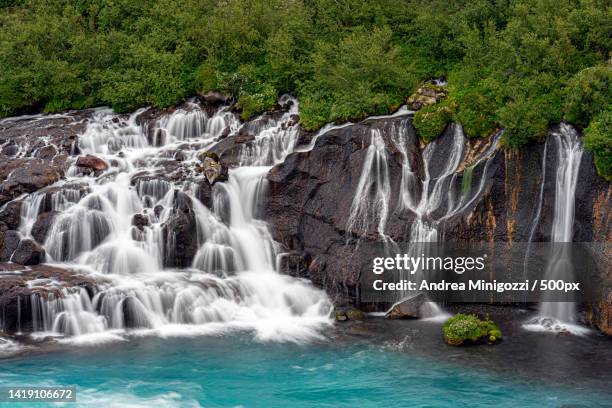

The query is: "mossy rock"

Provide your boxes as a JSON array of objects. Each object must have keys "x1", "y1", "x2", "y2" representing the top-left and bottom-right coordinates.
[
  {"x1": 197, "y1": 151, "x2": 220, "y2": 162},
  {"x1": 407, "y1": 83, "x2": 449, "y2": 110},
  {"x1": 443, "y1": 313, "x2": 502, "y2": 346},
  {"x1": 335, "y1": 307, "x2": 366, "y2": 321}
]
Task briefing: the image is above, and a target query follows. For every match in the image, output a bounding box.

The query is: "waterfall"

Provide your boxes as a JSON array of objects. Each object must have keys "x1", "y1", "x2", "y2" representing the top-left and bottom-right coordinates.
[
  {"x1": 14, "y1": 99, "x2": 332, "y2": 344},
  {"x1": 550, "y1": 125, "x2": 583, "y2": 244},
  {"x1": 344, "y1": 120, "x2": 500, "y2": 317},
  {"x1": 346, "y1": 130, "x2": 391, "y2": 239},
  {"x1": 238, "y1": 96, "x2": 301, "y2": 166},
  {"x1": 525, "y1": 124, "x2": 586, "y2": 334},
  {"x1": 396, "y1": 124, "x2": 497, "y2": 262}
]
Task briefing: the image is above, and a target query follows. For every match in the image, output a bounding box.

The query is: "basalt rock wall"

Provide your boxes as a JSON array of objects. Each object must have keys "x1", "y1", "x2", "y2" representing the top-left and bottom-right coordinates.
[{"x1": 264, "y1": 117, "x2": 611, "y2": 333}]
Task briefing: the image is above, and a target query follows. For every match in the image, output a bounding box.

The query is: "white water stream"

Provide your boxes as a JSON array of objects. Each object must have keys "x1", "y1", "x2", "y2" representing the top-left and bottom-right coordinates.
[
  {"x1": 346, "y1": 120, "x2": 501, "y2": 317},
  {"x1": 13, "y1": 97, "x2": 332, "y2": 344},
  {"x1": 524, "y1": 124, "x2": 587, "y2": 334}
]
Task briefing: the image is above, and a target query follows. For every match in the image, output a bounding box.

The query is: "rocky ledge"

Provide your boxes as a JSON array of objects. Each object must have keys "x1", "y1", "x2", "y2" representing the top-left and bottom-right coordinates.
[
  {"x1": 0, "y1": 262, "x2": 102, "y2": 333},
  {"x1": 264, "y1": 115, "x2": 612, "y2": 334}
]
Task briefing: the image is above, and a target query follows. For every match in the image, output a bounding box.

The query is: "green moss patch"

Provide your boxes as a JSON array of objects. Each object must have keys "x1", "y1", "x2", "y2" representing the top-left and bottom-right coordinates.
[{"x1": 443, "y1": 314, "x2": 502, "y2": 346}]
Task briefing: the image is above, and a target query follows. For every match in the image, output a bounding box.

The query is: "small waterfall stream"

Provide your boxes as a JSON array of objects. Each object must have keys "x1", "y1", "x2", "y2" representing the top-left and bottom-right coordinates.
[
  {"x1": 14, "y1": 97, "x2": 332, "y2": 343},
  {"x1": 346, "y1": 120, "x2": 501, "y2": 316},
  {"x1": 525, "y1": 124, "x2": 586, "y2": 334},
  {"x1": 346, "y1": 130, "x2": 391, "y2": 239}
]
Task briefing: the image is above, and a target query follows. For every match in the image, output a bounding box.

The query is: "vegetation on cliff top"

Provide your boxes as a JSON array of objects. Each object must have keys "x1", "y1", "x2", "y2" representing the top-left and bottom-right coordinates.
[
  {"x1": 443, "y1": 314, "x2": 502, "y2": 346},
  {"x1": 0, "y1": 0, "x2": 610, "y2": 176}
]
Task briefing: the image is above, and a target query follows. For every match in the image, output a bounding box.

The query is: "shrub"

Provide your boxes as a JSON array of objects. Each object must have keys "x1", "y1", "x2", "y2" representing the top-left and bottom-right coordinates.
[
  {"x1": 453, "y1": 90, "x2": 497, "y2": 138},
  {"x1": 413, "y1": 99, "x2": 455, "y2": 143},
  {"x1": 564, "y1": 65, "x2": 611, "y2": 127},
  {"x1": 195, "y1": 62, "x2": 221, "y2": 94},
  {"x1": 236, "y1": 83, "x2": 277, "y2": 121},
  {"x1": 584, "y1": 110, "x2": 612, "y2": 181},
  {"x1": 443, "y1": 313, "x2": 502, "y2": 346}
]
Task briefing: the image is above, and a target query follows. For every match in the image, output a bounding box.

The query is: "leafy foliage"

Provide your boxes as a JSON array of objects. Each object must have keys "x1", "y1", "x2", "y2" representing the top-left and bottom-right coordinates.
[
  {"x1": 413, "y1": 99, "x2": 455, "y2": 143},
  {"x1": 564, "y1": 65, "x2": 612, "y2": 127},
  {"x1": 0, "y1": 0, "x2": 610, "y2": 170},
  {"x1": 584, "y1": 110, "x2": 612, "y2": 181}
]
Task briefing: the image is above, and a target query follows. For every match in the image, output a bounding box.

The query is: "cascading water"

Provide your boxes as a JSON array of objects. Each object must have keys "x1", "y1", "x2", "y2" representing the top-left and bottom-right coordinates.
[
  {"x1": 11, "y1": 98, "x2": 332, "y2": 344},
  {"x1": 345, "y1": 119, "x2": 501, "y2": 317},
  {"x1": 399, "y1": 124, "x2": 501, "y2": 243},
  {"x1": 238, "y1": 96, "x2": 301, "y2": 166},
  {"x1": 525, "y1": 124, "x2": 586, "y2": 334},
  {"x1": 346, "y1": 130, "x2": 391, "y2": 240}
]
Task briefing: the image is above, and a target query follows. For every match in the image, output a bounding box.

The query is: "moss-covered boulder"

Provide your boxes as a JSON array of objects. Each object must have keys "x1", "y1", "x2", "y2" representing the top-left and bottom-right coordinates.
[
  {"x1": 196, "y1": 151, "x2": 228, "y2": 184},
  {"x1": 407, "y1": 83, "x2": 449, "y2": 110},
  {"x1": 443, "y1": 314, "x2": 502, "y2": 346}
]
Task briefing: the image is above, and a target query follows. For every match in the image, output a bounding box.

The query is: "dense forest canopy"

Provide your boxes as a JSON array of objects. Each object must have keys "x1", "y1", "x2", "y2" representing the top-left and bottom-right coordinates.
[{"x1": 0, "y1": 0, "x2": 610, "y2": 178}]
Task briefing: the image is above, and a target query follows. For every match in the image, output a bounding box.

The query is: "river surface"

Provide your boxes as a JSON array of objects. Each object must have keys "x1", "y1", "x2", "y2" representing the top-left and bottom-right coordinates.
[{"x1": 1, "y1": 307, "x2": 610, "y2": 408}]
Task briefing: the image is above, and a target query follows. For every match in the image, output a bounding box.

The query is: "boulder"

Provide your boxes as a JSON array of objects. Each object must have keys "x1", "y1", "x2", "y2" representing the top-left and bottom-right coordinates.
[
  {"x1": 11, "y1": 238, "x2": 45, "y2": 265},
  {"x1": 200, "y1": 91, "x2": 228, "y2": 105},
  {"x1": 218, "y1": 126, "x2": 232, "y2": 140},
  {"x1": 161, "y1": 190, "x2": 199, "y2": 268},
  {"x1": 34, "y1": 145, "x2": 58, "y2": 162},
  {"x1": 0, "y1": 159, "x2": 63, "y2": 205},
  {"x1": 76, "y1": 155, "x2": 108, "y2": 174},
  {"x1": 0, "y1": 262, "x2": 102, "y2": 333},
  {"x1": 0, "y1": 230, "x2": 20, "y2": 261},
  {"x1": 1, "y1": 142, "x2": 19, "y2": 157},
  {"x1": 121, "y1": 297, "x2": 153, "y2": 328},
  {"x1": 207, "y1": 128, "x2": 256, "y2": 167},
  {"x1": 0, "y1": 200, "x2": 23, "y2": 230},
  {"x1": 131, "y1": 213, "x2": 150, "y2": 231},
  {"x1": 31, "y1": 211, "x2": 58, "y2": 244},
  {"x1": 194, "y1": 178, "x2": 213, "y2": 209},
  {"x1": 385, "y1": 293, "x2": 426, "y2": 319},
  {"x1": 443, "y1": 314, "x2": 502, "y2": 346},
  {"x1": 406, "y1": 84, "x2": 448, "y2": 110},
  {"x1": 197, "y1": 151, "x2": 229, "y2": 184},
  {"x1": 335, "y1": 307, "x2": 366, "y2": 321},
  {"x1": 173, "y1": 150, "x2": 186, "y2": 162}
]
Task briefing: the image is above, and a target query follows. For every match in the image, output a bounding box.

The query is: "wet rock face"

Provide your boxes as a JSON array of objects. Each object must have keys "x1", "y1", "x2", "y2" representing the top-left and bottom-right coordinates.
[
  {"x1": 75, "y1": 154, "x2": 108, "y2": 174},
  {"x1": 0, "y1": 263, "x2": 101, "y2": 333},
  {"x1": 385, "y1": 293, "x2": 426, "y2": 319},
  {"x1": 206, "y1": 130, "x2": 254, "y2": 168},
  {"x1": 0, "y1": 111, "x2": 85, "y2": 179},
  {"x1": 0, "y1": 159, "x2": 63, "y2": 205},
  {"x1": 0, "y1": 230, "x2": 20, "y2": 262},
  {"x1": 194, "y1": 178, "x2": 213, "y2": 209},
  {"x1": 266, "y1": 117, "x2": 415, "y2": 303},
  {"x1": 277, "y1": 252, "x2": 309, "y2": 278},
  {"x1": 11, "y1": 238, "x2": 45, "y2": 265},
  {"x1": 131, "y1": 213, "x2": 150, "y2": 231},
  {"x1": 31, "y1": 211, "x2": 58, "y2": 244},
  {"x1": 162, "y1": 190, "x2": 199, "y2": 268},
  {"x1": 265, "y1": 117, "x2": 611, "y2": 311},
  {"x1": 0, "y1": 200, "x2": 22, "y2": 230}
]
